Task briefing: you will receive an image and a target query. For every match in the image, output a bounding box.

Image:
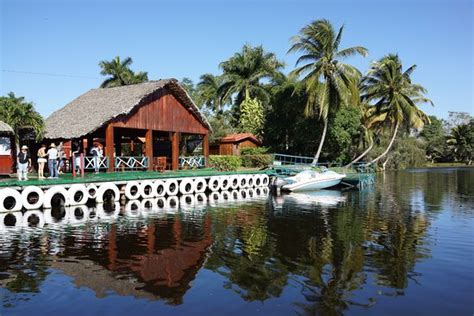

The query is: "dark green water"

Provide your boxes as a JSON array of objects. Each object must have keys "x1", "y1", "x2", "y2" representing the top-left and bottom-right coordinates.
[{"x1": 0, "y1": 168, "x2": 473, "y2": 316}]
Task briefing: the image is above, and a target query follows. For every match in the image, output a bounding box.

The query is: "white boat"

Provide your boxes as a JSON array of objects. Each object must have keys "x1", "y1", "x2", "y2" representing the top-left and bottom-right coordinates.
[{"x1": 281, "y1": 169, "x2": 345, "y2": 192}]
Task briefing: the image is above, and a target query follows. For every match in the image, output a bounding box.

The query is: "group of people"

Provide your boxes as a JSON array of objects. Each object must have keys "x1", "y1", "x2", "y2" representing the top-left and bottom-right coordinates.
[{"x1": 16, "y1": 142, "x2": 103, "y2": 181}]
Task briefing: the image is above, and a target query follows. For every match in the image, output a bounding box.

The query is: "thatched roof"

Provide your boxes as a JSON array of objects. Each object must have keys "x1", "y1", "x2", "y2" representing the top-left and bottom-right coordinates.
[
  {"x1": 0, "y1": 121, "x2": 13, "y2": 134},
  {"x1": 45, "y1": 79, "x2": 211, "y2": 139}
]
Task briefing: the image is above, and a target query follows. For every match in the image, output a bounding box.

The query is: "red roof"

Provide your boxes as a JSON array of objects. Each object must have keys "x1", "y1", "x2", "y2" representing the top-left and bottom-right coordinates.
[{"x1": 219, "y1": 133, "x2": 262, "y2": 145}]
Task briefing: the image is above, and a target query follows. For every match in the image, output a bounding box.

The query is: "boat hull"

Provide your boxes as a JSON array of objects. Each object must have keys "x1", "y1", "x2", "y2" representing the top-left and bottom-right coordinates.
[{"x1": 282, "y1": 177, "x2": 343, "y2": 192}]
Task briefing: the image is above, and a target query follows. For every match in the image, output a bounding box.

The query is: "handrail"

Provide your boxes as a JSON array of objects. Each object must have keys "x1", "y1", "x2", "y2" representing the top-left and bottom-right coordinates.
[
  {"x1": 179, "y1": 155, "x2": 206, "y2": 168},
  {"x1": 115, "y1": 156, "x2": 149, "y2": 170},
  {"x1": 83, "y1": 156, "x2": 109, "y2": 170}
]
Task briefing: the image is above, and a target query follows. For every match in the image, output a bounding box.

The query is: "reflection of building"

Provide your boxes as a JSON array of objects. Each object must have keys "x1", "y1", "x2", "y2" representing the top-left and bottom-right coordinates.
[
  {"x1": 210, "y1": 133, "x2": 262, "y2": 155},
  {"x1": 0, "y1": 121, "x2": 14, "y2": 175},
  {"x1": 54, "y1": 215, "x2": 212, "y2": 305}
]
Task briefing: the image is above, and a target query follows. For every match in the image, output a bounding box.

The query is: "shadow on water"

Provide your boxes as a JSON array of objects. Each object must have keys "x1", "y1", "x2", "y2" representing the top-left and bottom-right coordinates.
[{"x1": 0, "y1": 169, "x2": 473, "y2": 315}]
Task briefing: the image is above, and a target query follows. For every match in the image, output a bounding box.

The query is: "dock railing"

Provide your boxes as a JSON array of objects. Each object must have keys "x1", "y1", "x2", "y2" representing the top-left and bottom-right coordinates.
[
  {"x1": 272, "y1": 153, "x2": 342, "y2": 168},
  {"x1": 179, "y1": 155, "x2": 206, "y2": 169},
  {"x1": 115, "y1": 156, "x2": 149, "y2": 171}
]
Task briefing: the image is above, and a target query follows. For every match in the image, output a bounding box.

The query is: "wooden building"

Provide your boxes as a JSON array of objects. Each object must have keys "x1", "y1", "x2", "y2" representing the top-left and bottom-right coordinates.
[
  {"x1": 44, "y1": 79, "x2": 211, "y2": 171},
  {"x1": 0, "y1": 121, "x2": 14, "y2": 175},
  {"x1": 211, "y1": 133, "x2": 262, "y2": 156}
]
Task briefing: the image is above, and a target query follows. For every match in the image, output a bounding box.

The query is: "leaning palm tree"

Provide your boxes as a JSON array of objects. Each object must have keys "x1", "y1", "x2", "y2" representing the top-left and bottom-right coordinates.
[
  {"x1": 99, "y1": 56, "x2": 148, "y2": 88},
  {"x1": 0, "y1": 92, "x2": 44, "y2": 152},
  {"x1": 361, "y1": 54, "x2": 433, "y2": 165},
  {"x1": 197, "y1": 74, "x2": 230, "y2": 114},
  {"x1": 218, "y1": 45, "x2": 284, "y2": 108},
  {"x1": 288, "y1": 19, "x2": 368, "y2": 164}
]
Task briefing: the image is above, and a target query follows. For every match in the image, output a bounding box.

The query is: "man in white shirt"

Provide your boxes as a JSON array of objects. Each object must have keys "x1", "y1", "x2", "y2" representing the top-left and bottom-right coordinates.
[{"x1": 47, "y1": 143, "x2": 59, "y2": 179}]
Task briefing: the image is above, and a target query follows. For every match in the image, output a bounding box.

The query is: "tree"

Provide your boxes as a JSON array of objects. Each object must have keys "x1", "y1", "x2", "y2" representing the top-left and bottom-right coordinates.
[
  {"x1": 219, "y1": 45, "x2": 284, "y2": 124},
  {"x1": 180, "y1": 77, "x2": 204, "y2": 108},
  {"x1": 345, "y1": 105, "x2": 377, "y2": 166},
  {"x1": 197, "y1": 74, "x2": 230, "y2": 114},
  {"x1": 360, "y1": 54, "x2": 433, "y2": 165},
  {"x1": 239, "y1": 91, "x2": 264, "y2": 137},
  {"x1": 447, "y1": 121, "x2": 473, "y2": 164},
  {"x1": 288, "y1": 19, "x2": 368, "y2": 164},
  {"x1": 98, "y1": 56, "x2": 148, "y2": 88},
  {"x1": 420, "y1": 115, "x2": 448, "y2": 163},
  {"x1": 0, "y1": 92, "x2": 44, "y2": 152}
]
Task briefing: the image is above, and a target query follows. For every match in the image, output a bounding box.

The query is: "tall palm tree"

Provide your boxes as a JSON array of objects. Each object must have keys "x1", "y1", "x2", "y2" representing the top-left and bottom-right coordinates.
[
  {"x1": 197, "y1": 74, "x2": 230, "y2": 114},
  {"x1": 447, "y1": 121, "x2": 473, "y2": 164},
  {"x1": 0, "y1": 92, "x2": 44, "y2": 152},
  {"x1": 288, "y1": 19, "x2": 368, "y2": 164},
  {"x1": 99, "y1": 56, "x2": 148, "y2": 88},
  {"x1": 345, "y1": 105, "x2": 377, "y2": 167},
  {"x1": 218, "y1": 45, "x2": 284, "y2": 108},
  {"x1": 360, "y1": 54, "x2": 433, "y2": 165}
]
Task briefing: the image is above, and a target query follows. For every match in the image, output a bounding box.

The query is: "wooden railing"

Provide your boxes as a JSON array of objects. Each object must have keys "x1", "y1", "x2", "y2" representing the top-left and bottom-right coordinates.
[
  {"x1": 179, "y1": 155, "x2": 206, "y2": 169},
  {"x1": 84, "y1": 156, "x2": 109, "y2": 170},
  {"x1": 115, "y1": 156, "x2": 149, "y2": 170}
]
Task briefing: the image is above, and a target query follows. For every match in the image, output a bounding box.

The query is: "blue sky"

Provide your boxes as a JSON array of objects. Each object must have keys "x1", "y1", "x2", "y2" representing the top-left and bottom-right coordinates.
[{"x1": 1, "y1": 0, "x2": 472, "y2": 119}]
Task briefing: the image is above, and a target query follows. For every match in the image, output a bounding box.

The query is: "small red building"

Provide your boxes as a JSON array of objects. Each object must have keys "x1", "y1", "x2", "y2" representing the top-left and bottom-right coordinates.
[
  {"x1": 0, "y1": 121, "x2": 14, "y2": 175},
  {"x1": 211, "y1": 133, "x2": 262, "y2": 156}
]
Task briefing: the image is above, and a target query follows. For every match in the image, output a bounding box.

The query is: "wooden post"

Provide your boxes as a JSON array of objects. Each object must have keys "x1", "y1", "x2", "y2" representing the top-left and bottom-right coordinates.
[
  {"x1": 105, "y1": 124, "x2": 115, "y2": 172},
  {"x1": 171, "y1": 131, "x2": 180, "y2": 170},
  {"x1": 203, "y1": 133, "x2": 209, "y2": 167},
  {"x1": 145, "y1": 129, "x2": 153, "y2": 171}
]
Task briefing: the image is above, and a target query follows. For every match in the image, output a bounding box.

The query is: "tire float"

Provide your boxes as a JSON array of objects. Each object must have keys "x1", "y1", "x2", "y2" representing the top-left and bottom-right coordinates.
[
  {"x1": 0, "y1": 188, "x2": 22, "y2": 212},
  {"x1": 68, "y1": 184, "x2": 89, "y2": 205},
  {"x1": 194, "y1": 178, "x2": 207, "y2": 193},
  {"x1": 208, "y1": 177, "x2": 220, "y2": 192},
  {"x1": 219, "y1": 176, "x2": 231, "y2": 191},
  {"x1": 246, "y1": 175, "x2": 254, "y2": 188},
  {"x1": 21, "y1": 186, "x2": 44, "y2": 210},
  {"x1": 86, "y1": 184, "x2": 98, "y2": 199},
  {"x1": 239, "y1": 175, "x2": 248, "y2": 189},
  {"x1": 68, "y1": 205, "x2": 90, "y2": 225},
  {"x1": 96, "y1": 183, "x2": 120, "y2": 203},
  {"x1": 124, "y1": 200, "x2": 142, "y2": 217},
  {"x1": 261, "y1": 174, "x2": 269, "y2": 187},
  {"x1": 22, "y1": 210, "x2": 45, "y2": 228},
  {"x1": 165, "y1": 179, "x2": 179, "y2": 196},
  {"x1": 140, "y1": 180, "x2": 155, "y2": 199},
  {"x1": 44, "y1": 186, "x2": 70, "y2": 209},
  {"x1": 220, "y1": 190, "x2": 231, "y2": 201},
  {"x1": 124, "y1": 181, "x2": 141, "y2": 200},
  {"x1": 96, "y1": 202, "x2": 120, "y2": 220},
  {"x1": 154, "y1": 180, "x2": 166, "y2": 197},
  {"x1": 165, "y1": 196, "x2": 179, "y2": 212},
  {"x1": 194, "y1": 193, "x2": 207, "y2": 206},
  {"x1": 0, "y1": 211, "x2": 23, "y2": 228},
  {"x1": 230, "y1": 175, "x2": 240, "y2": 190},
  {"x1": 179, "y1": 194, "x2": 195, "y2": 209},
  {"x1": 155, "y1": 197, "x2": 166, "y2": 209},
  {"x1": 179, "y1": 178, "x2": 195, "y2": 195},
  {"x1": 43, "y1": 207, "x2": 69, "y2": 225},
  {"x1": 141, "y1": 199, "x2": 156, "y2": 211}
]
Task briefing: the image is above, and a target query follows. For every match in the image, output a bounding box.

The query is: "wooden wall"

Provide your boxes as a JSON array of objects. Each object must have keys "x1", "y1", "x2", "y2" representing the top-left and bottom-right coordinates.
[
  {"x1": 112, "y1": 92, "x2": 209, "y2": 135},
  {"x1": 238, "y1": 140, "x2": 258, "y2": 149}
]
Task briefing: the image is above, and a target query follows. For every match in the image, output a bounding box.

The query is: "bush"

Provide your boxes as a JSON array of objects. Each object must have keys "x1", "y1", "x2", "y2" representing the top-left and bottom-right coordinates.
[
  {"x1": 241, "y1": 154, "x2": 273, "y2": 168},
  {"x1": 209, "y1": 155, "x2": 242, "y2": 171},
  {"x1": 240, "y1": 147, "x2": 269, "y2": 155}
]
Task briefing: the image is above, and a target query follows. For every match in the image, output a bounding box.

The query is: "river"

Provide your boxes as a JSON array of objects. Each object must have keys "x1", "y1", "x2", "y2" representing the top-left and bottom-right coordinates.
[{"x1": 0, "y1": 168, "x2": 473, "y2": 315}]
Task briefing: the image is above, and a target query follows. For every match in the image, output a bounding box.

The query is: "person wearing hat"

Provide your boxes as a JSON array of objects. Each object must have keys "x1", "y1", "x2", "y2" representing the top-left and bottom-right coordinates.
[
  {"x1": 47, "y1": 143, "x2": 59, "y2": 179},
  {"x1": 17, "y1": 145, "x2": 31, "y2": 181}
]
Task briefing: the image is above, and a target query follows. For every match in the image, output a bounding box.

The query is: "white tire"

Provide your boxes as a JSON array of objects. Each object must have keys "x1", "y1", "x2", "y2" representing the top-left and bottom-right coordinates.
[
  {"x1": 246, "y1": 175, "x2": 255, "y2": 188},
  {"x1": 240, "y1": 189, "x2": 249, "y2": 199},
  {"x1": 153, "y1": 180, "x2": 166, "y2": 197},
  {"x1": 166, "y1": 196, "x2": 179, "y2": 211},
  {"x1": 0, "y1": 188, "x2": 23, "y2": 212},
  {"x1": 194, "y1": 193, "x2": 207, "y2": 205},
  {"x1": 0, "y1": 212, "x2": 23, "y2": 228},
  {"x1": 261, "y1": 174, "x2": 270, "y2": 187},
  {"x1": 140, "y1": 180, "x2": 155, "y2": 199},
  {"x1": 44, "y1": 186, "x2": 70, "y2": 209},
  {"x1": 124, "y1": 200, "x2": 141, "y2": 217},
  {"x1": 219, "y1": 176, "x2": 231, "y2": 191},
  {"x1": 68, "y1": 205, "x2": 90, "y2": 224},
  {"x1": 44, "y1": 208, "x2": 70, "y2": 225},
  {"x1": 208, "y1": 176, "x2": 220, "y2": 192},
  {"x1": 86, "y1": 184, "x2": 98, "y2": 199},
  {"x1": 254, "y1": 175, "x2": 262, "y2": 187},
  {"x1": 96, "y1": 202, "x2": 120, "y2": 220},
  {"x1": 230, "y1": 190, "x2": 240, "y2": 200},
  {"x1": 230, "y1": 175, "x2": 240, "y2": 190},
  {"x1": 220, "y1": 190, "x2": 231, "y2": 201},
  {"x1": 96, "y1": 183, "x2": 120, "y2": 203},
  {"x1": 208, "y1": 191, "x2": 221, "y2": 204},
  {"x1": 194, "y1": 177, "x2": 207, "y2": 193},
  {"x1": 238, "y1": 175, "x2": 248, "y2": 189},
  {"x1": 165, "y1": 179, "x2": 179, "y2": 196},
  {"x1": 247, "y1": 188, "x2": 255, "y2": 198},
  {"x1": 68, "y1": 184, "x2": 89, "y2": 205},
  {"x1": 179, "y1": 178, "x2": 196, "y2": 195},
  {"x1": 22, "y1": 210, "x2": 45, "y2": 228},
  {"x1": 124, "y1": 181, "x2": 141, "y2": 200},
  {"x1": 21, "y1": 186, "x2": 44, "y2": 210},
  {"x1": 141, "y1": 199, "x2": 156, "y2": 211},
  {"x1": 155, "y1": 197, "x2": 167, "y2": 209},
  {"x1": 179, "y1": 194, "x2": 195, "y2": 209}
]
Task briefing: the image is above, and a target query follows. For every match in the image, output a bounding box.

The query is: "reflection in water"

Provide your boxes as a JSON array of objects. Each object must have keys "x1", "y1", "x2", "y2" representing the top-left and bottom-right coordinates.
[{"x1": 1, "y1": 170, "x2": 473, "y2": 315}]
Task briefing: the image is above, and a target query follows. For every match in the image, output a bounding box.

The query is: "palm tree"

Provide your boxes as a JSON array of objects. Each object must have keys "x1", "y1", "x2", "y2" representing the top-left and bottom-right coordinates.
[
  {"x1": 447, "y1": 121, "x2": 473, "y2": 164},
  {"x1": 197, "y1": 74, "x2": 230, "y2": 114},
  {"x1": 360, "y1": 54, "x2": 433, "y2": 165},
  {"x1": 345, "y1": 105, "x2": 377, "y2": 167},
  {"x1": 218, "y1": 45, "x2": 284, "y2": 108},
  {"x1": 0, "y1": 92, "x2": 44, "y2": 152},
  {"x1": 288, "y1": 19, "x2": 368, "y2": 164},
  {"x1": 98, "y1": 56, "x2": 148, "y2": 88}
]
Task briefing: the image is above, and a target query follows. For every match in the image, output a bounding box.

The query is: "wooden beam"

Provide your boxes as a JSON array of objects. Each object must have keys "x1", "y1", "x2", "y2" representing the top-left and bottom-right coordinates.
[
  {"x1": 145, "y1": 129, "x2": 153, "y2": 171},
  {"x1": 171, "y1": 132, "x2": 180, "y2": 170},
  {"x1": 105, "y1": 124, "x2": 115, "y2": 172},
  {"x1": 203, "y1": 133, "x2": 209, "y2": 167}
]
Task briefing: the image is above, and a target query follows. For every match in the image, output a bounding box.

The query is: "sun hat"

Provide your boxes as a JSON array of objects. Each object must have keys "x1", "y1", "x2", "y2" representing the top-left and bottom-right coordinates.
[
  {"x1": 50, "y1": 143, "x2": 56, "y2": 148},
  {"x1": 21, "y1": 145, "x2": 28, "y2": 150}
]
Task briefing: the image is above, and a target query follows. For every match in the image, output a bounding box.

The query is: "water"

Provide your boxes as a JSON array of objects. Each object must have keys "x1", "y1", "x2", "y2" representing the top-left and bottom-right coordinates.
[{"x1": 0, "y1": 168, "x2": 473, "y2": 316}]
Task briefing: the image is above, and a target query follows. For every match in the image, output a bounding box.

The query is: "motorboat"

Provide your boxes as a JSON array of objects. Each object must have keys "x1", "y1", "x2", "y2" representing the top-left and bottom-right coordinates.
[{"x1": 281, "y1": 169, "x2": 345, "y2": 192}]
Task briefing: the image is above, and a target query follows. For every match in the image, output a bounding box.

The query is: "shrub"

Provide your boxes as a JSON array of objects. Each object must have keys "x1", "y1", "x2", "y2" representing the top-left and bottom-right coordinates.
[
  {"x1": 209, "y1": 155, "x2": 242, "y2": 171},
  {"x1": 240, "y1": 147, "x2": 269, "y2": 155},
  {"x1": 241, "y1": 154, "x2": 273, "y2": 168}
]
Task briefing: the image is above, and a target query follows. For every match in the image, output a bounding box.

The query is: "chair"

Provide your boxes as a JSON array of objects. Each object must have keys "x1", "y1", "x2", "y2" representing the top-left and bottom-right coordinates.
[{"x1": 153, "y1": 156, "x2": 167, "y2": 172}]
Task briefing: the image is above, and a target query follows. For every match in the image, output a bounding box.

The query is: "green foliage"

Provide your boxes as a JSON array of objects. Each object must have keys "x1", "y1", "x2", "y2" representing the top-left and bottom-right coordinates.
[
  {"x1": 209, "y1": 155, "x2": 242, "y2": 171},
  {"x1": 197, "y1": 74, "x2": 230, "y2": 113},
  {"x1": 420, "y1": 116, "x2": 449, "y2": 162},
  {"x1": 447, "y1": 120, "x2": 474, "y2": 164},
  {"x1": 0, "y1": 92, "x2": 45, "y2": 145},
  {"x1": 207, "y1": 113, "x2": 236, "y2": 143},
  {"x1": 180, "y1": 77, "x2": 204, "y2": 108},
  {"x1": 326, "y1": 107, "x2": 362, "y2": 163},
  {"x1": 98, "y1": 56, "x2": 148, "y2": 88},
  {"x1": 384, "y1": 138, "x2": 427, "y2": 169},
  {"x1": 240, "y1": 147, "x2": 269, "y2": 155},
  {"x1": 241, "y1": 154, "x2": 273, "y2": 168},
  {"x1": 239, "y1": 93, "x2": 264, "y2": 137}
]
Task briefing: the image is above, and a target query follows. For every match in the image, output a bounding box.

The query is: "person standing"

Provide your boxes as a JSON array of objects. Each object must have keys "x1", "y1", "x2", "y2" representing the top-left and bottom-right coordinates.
[
  {"x1": 72, "y1": 142, "x2": 83, "y2": 174},
  {"x1": 57, "y1": 141, "x2": 65, "y2": 174},
  {"x1": 47, "y1": 143, "x2": 59, "y2": 179},
  {"x1": 37, "y1": 144, "x2": 47, "y2": 179},
  {"x1": 90, "y1": 142, "x2": 101, "y2": 174},
  {"x1": 17, "y1": 145, "x2": 31, "y2": 181}
]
